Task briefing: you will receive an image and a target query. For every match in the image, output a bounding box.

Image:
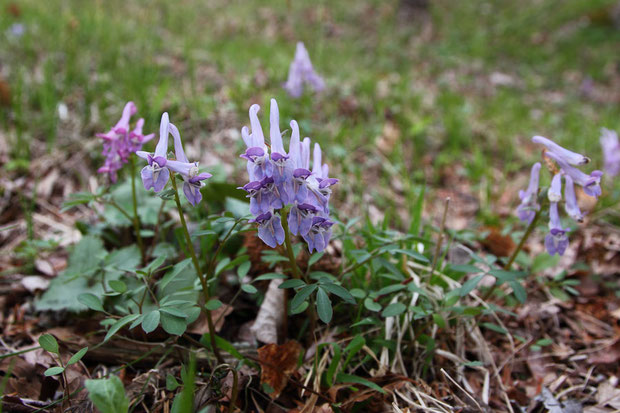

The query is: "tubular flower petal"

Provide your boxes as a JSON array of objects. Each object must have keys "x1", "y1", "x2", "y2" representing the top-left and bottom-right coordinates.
[
  {"x1": 532, "y1": 135, "x2": 590, "y2": 166},
  {"x1": 252, "y1": 211, "x2": 285, "y2": 248},
  {"x1": 563, "y1": 175, "x2": 583, "y2": 222},
  {"x1": 516, "y1": 162, "x2": 541, "y2": 224},
  {"x1": 544, "y1": 203, "x2": 569, "y2": 256},
  {"x1": 600, "y1": 128, "x2": 620, "y2": 177},
  {"x1": 544, "y1": 150, "x2": 602, "y2": 198}
]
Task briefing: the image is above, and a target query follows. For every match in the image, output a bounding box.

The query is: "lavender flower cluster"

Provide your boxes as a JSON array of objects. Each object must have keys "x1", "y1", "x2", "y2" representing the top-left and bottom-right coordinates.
[
  {"x1": 239, "y1": 99, "x2": 338, "y2": 252},
  {"x1": 136, "y1": 113, "x2": 212, "y2": 205},
  {"x1": 283, "y1": 42, "x2": 325, "y2": 98},
  {"x1": 96, "y1": 102, "x2": 154, "y2": 183},
  {"x1": 517, "y1": 136, "x2": 603, "y2": 256}
]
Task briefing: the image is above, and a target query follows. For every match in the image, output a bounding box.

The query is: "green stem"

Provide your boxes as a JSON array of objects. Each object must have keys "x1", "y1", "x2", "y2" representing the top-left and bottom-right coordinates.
[
  {"x1": 170, "y1": 176, "x2": 223, "y2": 364},
  {"x1": 130, "y1": 155, "x2": 145, "y2": 264},
  {"x1": 482, "y1": 208, "x2": 542, "y2": 301},
  {"x1": 280, "y1": 209, "x2": 317, "y2": 339}
]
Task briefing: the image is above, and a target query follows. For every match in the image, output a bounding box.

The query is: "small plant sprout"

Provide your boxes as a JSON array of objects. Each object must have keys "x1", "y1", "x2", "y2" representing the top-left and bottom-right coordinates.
[
  {"x1": 600, "y1": 127, "x2": 620, "y2": 177},
  {"x1": 283, "y1": 42, "x2": 325, "y2": 98}
]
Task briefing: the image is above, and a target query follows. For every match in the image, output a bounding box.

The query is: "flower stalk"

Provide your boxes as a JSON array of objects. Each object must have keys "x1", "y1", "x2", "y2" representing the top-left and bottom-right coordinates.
[
  {"x1": 170, "y1": 176, "x2": 222, "y2": 364},
  {"x1": 130, "y1": 155, "x2": 145, "y2": 264},
  {"x1": 280, "y1": 206, "x2": 317, "y2": 337}
]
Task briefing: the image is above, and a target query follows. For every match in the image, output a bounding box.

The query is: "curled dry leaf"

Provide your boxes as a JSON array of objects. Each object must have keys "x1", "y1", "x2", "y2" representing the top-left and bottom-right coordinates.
[
  {"x1": 257, "y1": 340, "x2": 302, "y2": 400},
  {"x1": 250, "y1": 278, "x2": 285, "y2": 344}
]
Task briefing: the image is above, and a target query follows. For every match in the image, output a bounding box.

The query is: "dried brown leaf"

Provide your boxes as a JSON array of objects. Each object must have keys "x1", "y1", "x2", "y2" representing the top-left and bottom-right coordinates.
[{"x1": 257, "y1": 340, "x2": 302, "y2": 400}]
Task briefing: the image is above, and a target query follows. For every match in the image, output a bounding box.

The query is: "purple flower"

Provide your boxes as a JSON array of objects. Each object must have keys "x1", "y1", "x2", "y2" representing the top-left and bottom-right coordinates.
[
  {"x1": 7, "y1": 23, "x2": 25, "y2": 38},
  {"x1": 288, "y1": 203, "x2": 318, "y2": 236},
  {"x1": 137, "y1": 112, "x2": 171, "y2": 192},
  {"x1": 600, "y1": 128, "x2": 620, "y2": 177},
  {"x1": 517, "y1": 162, "x2": 541, "y2": 224},
  {"x1": 564, "y1": 175, "x2": 583, "y2": 223},
  {"x1": 240, "y1": 176, "x2": 284, "y2": 215},
  {"x1": 544, "y1": 202, "x2": 569, "y2": 256},
  {"x1": 239, "y1": 98, "x2": 336, "y2": 251},
  {"x1": 283, "y1": 42, "x2": 326, "y2": 98},
  {"x1": 302, "y1": 217, "x2": 334, "y2": 253},
  {"x1": 252, "y1": 211, "x2": 285, "y2": 248},
  {"x1": 532, "y1": 135, "x2": 590, "y2": 166},
  {"x1": 305, "y1": 143, "x2": 338, "y2": 213},
  {"x1": 97, "y1": 102, "x2": 154, "y2": 183},
  {"x1": 168, "y1": 123, "x2": 212, "y2": 206},
  {"x1": 544, "y1": 151, "x2": 603, "y2": 198},
  {"x1": 240, "y1": 105, "x2": 273, "y2": 182}
]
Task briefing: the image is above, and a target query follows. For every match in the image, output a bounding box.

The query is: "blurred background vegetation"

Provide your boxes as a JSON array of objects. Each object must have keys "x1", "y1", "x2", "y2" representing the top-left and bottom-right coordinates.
[{"x1": 1, "y1": 0, "x2": 619, "y2": 226}]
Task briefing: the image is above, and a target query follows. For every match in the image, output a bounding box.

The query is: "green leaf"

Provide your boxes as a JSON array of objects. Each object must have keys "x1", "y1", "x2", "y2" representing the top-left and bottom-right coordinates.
[
  {"x1": 67, "y1": 347, "x2": 88, "y2": 365},
  {"x1": 253, "y1": 272, "x2": 287, "y2": 282},
  {"x1": 307, "y1": 252, "x2": 325, "y2": 268},
  {"x1": 390, "y1": 248, "x2": 430, "y2": 263},
  {"x1": 145, "y1": 256, "x2": 166, "y2": 274},
  {"x1": 450, "y1": 264, "x2": 483, "y2": 274},
  {"x1": 237, "y1": 261, "x2": 251, "y2": 280},
  {"x1": 509, "y1": 280, "x2": 527, "y2": 304},
  {"x1": 335, "y1": 373, "x2": 386, "y2": 394},
  {"x1": 39, "y1": 334, "x2": 59, "y2": 354},
  {"x1": 160, "y1": 312, "x2": 187, "y2": 336},
  {"x1": 382, "y1": 302, "x2": 406, "y2": 317},
  {"x1": 279, "y1": 279, "x2": 306, "y2": 289},
  {"x1": 78, "y1": 293, "x2": 104, "y2": 312},
  {"x1": 376, "y1": 284, "x2": 406, "y2": 296},
  {"x1": 343, "y1": 335, "x2": 365, "y2": 368},
  {"x1": 364, "y1": 297, "x2": 382, "y2": 312},
  {"x1": 290, "y1": 301, "x2": 308, "y2": 315},
  {"x1": 325, "y1": 343, "x2": 342, "y2": 387},
  {"x1": 290, "y1": 284, "x2": 318, "y2": 311},
  {"x1": 85, "y1": 376, "x2": 129, "y2": 413},
  {"x1": 481, "y1": 322, "x2": 508, "y2": 335},
  {"x1": 159, "y1": 258, "x2": 192, "y2": 290},
  {"x1": 44, "y1": 366, "x2": 65, "y2": 376},
  {"x1": 159, "y1": 307, "x2": 188, "y2": 318},
  {"x1": 316, "y1": 287, "x2": 333, "y2": 323},
  {"x1": 142, "y1": 310, "x2": 161, "y2": 334},
  {"x1": 321, "y1": 283, "x2": 356, "y2": 304},
  {"x1": 104, "y1": 314, "x2": 140, "y2": 343},
  {"x1": 241, "y1": 284, "x2": 258, "y2": 294},
  {"x1": 460, "y1": 275, "x2": 484, "y2": 296},
  {"x1": 157, "y1": 188, "x2": 176, "y2": 200},
  {"x1": 205, "y1": 299, "x2": 223, "y2": 311},
  {"x1": 191, "y1": 229, "x2": 216, "y2": 238},
  {"x1": 350, "y1": 288, "x2": 366, "y2": 299},
  {"x1": 108, "y1": 280, "x2": 127, "y2": 294},
  {"x1": 166, "y1": 374, "x2": 180, "y2": 391},
  {"x1": 432, "y1": 314, "x2": 446, "y2": 329},
  {"x1": 350, "y1": 317, "x2": 380, "y2": 328}
]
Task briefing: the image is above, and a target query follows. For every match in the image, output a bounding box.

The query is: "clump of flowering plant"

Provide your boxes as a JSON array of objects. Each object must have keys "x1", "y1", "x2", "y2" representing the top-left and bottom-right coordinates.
[
  {"x1": 137, "y1": 112, "x2": 211, "y2": 205},
  {"x1": 515, "y1": 136, "x2": 603, "y2": 256},
  {"x1": 283, "y1": 42, "x2": 325, "y2": 98},
  {"x1": 240, "y1": 99, "x2": 337, "y2": 252},
  {"x1": 600, "y1": 127, "x2": 620, "y2": 177},
  {"x1": 96, "y1": 102, "x2": 154, "y2": 183}
]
